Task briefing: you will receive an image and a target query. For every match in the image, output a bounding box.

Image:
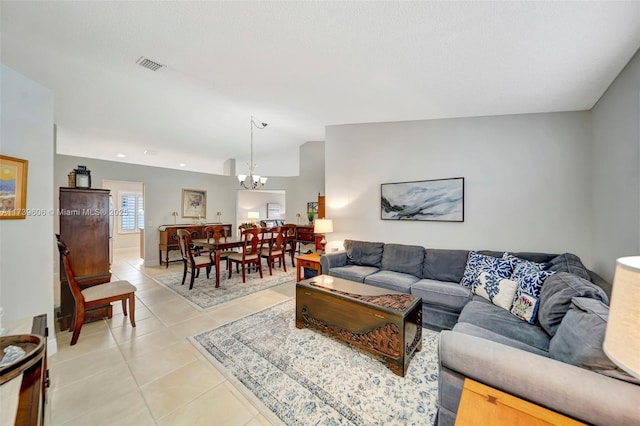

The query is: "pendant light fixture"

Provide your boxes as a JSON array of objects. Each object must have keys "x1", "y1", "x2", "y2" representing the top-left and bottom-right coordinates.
[{"x1": 238, "y1": 116, "x2": 268, "y2": 190}]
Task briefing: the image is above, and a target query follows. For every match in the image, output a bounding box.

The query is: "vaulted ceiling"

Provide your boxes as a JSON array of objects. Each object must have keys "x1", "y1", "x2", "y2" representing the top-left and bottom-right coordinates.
[{"x1": 2, "y1": 1, "x2": 639, "y2": 176}]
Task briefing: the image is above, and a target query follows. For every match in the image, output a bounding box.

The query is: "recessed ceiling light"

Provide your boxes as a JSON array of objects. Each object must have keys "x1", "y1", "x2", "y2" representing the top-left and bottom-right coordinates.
[
  {"x1": 144, "y1": 149, "x2": 158, "y2": 155},
  {"x1": 117, "y1": 154, "x2": 126, "y2": 158},
  {"x1": 179, "y1": 163, "x2": 186, "y2": 167}
]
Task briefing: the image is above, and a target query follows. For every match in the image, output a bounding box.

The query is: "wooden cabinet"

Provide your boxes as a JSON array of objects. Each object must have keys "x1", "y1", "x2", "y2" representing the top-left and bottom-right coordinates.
[
  {"x1": 317, "y1": 194, "x2": 325, "y2": 219},
  {"x1": 58, "y1": 188, "x2": 112, "y2": 330},
  {"x1": 159, "y1": 224, "x2": 232, "y2": 267}
]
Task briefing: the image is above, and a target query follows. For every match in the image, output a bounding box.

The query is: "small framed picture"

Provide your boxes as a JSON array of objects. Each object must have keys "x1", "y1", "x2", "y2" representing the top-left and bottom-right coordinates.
[
  {"x1": 182, "y1": 189, "x2": 207, "y2": 218},
  {"x1": 0, "y1": 155, "x2": 28, "y2": 219}
]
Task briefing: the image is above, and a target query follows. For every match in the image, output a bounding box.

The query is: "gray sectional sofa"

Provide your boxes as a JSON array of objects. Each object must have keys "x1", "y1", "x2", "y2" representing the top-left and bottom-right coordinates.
[{"x1": 320, "y1": 239, "x2": 640, "y2": 425}]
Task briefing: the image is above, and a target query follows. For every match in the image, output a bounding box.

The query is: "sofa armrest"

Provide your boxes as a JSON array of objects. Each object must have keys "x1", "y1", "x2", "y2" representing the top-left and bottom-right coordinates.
[
  {"x1": 320, "y1": 251, "x2": 347, "y2": 272},
  {"x1": 588, "y1": 269, "x2": 612, "y2": 298},
  {"x1": 439, "y1": 330, "x2": 640, "y2": 426}
]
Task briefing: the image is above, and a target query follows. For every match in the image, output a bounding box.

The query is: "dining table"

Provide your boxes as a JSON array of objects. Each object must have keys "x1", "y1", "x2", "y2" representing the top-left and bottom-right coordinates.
[
  {"x1": 191, "y1": 237, "x2": 244, "y2": 287},
  {"x1": 192, "y1": 232, "x2": 276, "y2": 288}
]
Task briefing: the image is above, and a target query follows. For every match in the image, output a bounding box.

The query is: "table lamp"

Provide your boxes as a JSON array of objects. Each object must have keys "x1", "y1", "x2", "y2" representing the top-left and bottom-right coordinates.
[
  {"x1": 603, "y1": 256, "x2": 640, "y2": 379},
  {"x1": 248, "y1": 211, "x2": 259, "y2": 226},
  {"x1": 314, "y1": 218, "x2": 333, "y2": 254}
]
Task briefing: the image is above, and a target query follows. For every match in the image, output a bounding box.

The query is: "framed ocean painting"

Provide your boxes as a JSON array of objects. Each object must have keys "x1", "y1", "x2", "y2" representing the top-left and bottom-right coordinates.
[
  {"x1": 0, "y1": 155, "x2": 28, "y2": 219},
  {"x1": 381, "y1": 177, "x2": 464, "y2": 222}
]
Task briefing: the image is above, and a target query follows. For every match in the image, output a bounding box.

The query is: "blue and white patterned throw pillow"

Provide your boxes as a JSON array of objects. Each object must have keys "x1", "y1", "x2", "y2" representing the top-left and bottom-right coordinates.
[
  {"x1": 460, "y1": 251, "x2": 516, "y2": 287},
  {"x1": 511, "y1": 293, "x2": 540, "y2": 324},
  {"x1": 510, "y1": 260, "x2": 555, "y2": 304},
  {"x1": 473, "y1": 271, "x2": 518, "y2": 310}
]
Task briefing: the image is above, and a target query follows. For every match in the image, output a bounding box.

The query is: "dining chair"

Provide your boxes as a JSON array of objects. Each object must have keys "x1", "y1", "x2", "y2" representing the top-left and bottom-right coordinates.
[
  {"x1": 260, "y1": 226, "x2": 288, "y2": 275},
  {"x1": 227, "y1": 228, "x2": 263, "y2": 283},
  {"x1": 282, "y1": 224, "x2": 298, "y2": 267},
  {"x1": 57, "y1": 240, "x2": 136, "y2": 346},
  {"x1": 204, "y1": 224, "x2": 233, "y2": 262},
  {"x1": 177, "y1": 229, "x2": 214, "y2": 289}
]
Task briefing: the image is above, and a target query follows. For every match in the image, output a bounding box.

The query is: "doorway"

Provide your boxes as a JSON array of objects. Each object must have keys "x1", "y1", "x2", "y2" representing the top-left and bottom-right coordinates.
[
  {"x1": 103, "y1": 179, "x2": 145, "y2": 259},
  {"x1": 236, "y1": 189, "x2": 286, "y2": 235}
]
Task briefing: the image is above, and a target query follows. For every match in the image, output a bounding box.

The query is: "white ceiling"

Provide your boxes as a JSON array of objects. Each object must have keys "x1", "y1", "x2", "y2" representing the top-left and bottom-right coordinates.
[{"x1": 2, "y1": 1, "x2": 639, "y2": 176}]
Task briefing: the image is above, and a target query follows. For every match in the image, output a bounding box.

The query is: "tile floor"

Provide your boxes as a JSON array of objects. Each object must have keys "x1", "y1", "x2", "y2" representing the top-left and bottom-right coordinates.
[{"x1": 48, "y1": 247, "x2": 294, "y2": 425}]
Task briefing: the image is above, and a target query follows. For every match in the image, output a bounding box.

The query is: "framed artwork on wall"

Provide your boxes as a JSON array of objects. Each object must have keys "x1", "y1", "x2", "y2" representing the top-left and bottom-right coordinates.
[
  {"x1": 0, "y1": 155, "x2": 28, "y2": 220},
  {"x1": 182, "y1": 188, "x2": 207, "y2": 218},
  {"x1": 267, "y1": 203, "x2": 281, "y2": 219},
  {"x1": 381, "y1": 177, "x2": 464, "y2": 222}
]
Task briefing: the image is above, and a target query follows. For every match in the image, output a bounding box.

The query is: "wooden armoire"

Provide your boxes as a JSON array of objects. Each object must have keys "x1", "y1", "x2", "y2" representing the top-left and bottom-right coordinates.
[{"x1": 58, "y1": 188, "x2": 112, "y2": 330}]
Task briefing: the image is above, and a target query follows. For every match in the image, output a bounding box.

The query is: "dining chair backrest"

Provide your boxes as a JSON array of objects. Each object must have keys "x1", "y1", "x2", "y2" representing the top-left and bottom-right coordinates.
[
  {"x1": 272, "y1": 226, "x2": 287, "y2": 251},
  {"x1": 242, "y1": 228, "x2": 262, "y2": 257},
  {"x1": 204, "y1": 225, "x2": 226, "y2": 242},
  {"x1": 177, "y1": 229, "x2": 195, "y2": 265},
  {"x1": 57, "y1": 240, "x2": 85, "y2": 307}
]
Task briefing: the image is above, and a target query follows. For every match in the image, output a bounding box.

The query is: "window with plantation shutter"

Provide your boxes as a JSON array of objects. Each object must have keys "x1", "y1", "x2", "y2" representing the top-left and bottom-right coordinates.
[{"x1": 119, "y1": 192, "x2": 144, "y2": 233}]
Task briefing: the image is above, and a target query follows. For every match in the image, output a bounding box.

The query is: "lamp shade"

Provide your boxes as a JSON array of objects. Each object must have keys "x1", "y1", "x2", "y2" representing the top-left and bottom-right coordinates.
[
  {"x1": 314, "y1": 219, "x2": 333, "y2": 234},
  {"x1": 248, "y1": 211, "x2": 260, "y2": 219},
  {"x1": 603, "y1": 256, "x2": 640, "y2": 379}
]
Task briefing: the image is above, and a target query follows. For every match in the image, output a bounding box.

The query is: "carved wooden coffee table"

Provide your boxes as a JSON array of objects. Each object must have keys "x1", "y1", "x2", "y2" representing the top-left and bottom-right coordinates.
[{"x1": 295, "y1": 274, "x2": 422, "y2": 377}]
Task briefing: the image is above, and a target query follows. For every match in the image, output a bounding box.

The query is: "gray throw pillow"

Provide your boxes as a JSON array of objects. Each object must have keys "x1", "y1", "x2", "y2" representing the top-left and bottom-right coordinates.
[
  {"x1": 549, "y1": 297, "x2": 639, "y2": 384},
  {"x1": 547, "y1": 253, "x2": 591, "y2": 281},
  {"x1": 538, "y1": 272, "x2": 609, "y2": 336},
  {"x1": 343, "y1": 240, "x2": 385, "y2": 268}
]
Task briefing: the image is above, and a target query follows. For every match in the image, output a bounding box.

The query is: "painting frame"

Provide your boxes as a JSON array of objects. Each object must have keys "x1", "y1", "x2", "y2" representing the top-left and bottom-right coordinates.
[
  {"x1": 181, "y1": 188, "x2": 207, "y2": 219},
  {"x1": 381, "y1": 177, "x2": 464, "y2": 222},
  {"x1": 0, "y1": 155, "x2": 29, "y2": 220},
  {"x1": 267, "y1": 203, "x2": 281, "y2": 219}
]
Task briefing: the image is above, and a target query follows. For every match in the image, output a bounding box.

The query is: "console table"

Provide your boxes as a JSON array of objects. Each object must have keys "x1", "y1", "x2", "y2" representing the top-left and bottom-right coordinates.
[
  {"x1": 158, "y1": 223, "x2": 232, "y2": 267},
  {"x1": 295, "y1": 225, "x2": 322, "y2": 252}
]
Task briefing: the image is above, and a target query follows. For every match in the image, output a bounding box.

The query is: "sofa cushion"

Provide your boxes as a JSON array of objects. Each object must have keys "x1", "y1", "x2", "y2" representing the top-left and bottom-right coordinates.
[
  {"x1": 423, "y1": 249, "x2": 469, "y2": 283},
  {"x1": 328, "y1": 265, "x2": 379, "y2": 283},
  {"x1": 509, "y1": 252, "x2": 557, "y2": 264},
  {"x1": 452, "y1": 322, "x2": 550, "y2": 357},
  {"x1": 460, "y1": 251, "x2": 516, "y2": 287},
  {"x1": 344, "y1": 240, "x2": 385, "y2": 268},
  {"x1": 458, "y1": 300, "x2": 551, "y2": 352},
  {"x1": 473, "y1": 271, "x2": 518, "y2": 311},
  {"x1": 412, "y1": 279, "x2": 472, "y2": 311},
  {"x1": 380, "y1": 243, "x2": 425, "y2": 278},
  {"x1": 538, "y1": 272, "x2": 610, "y2": 336},
  {"x1": 549, "y1": 297, "x2": 639, "y2": 384},
  {"x1": 547, "y1": 253, "x2": 591, "y2": 281},
  {"x1": 364, "y1": 270, "x2": 418, "y2": 293}
]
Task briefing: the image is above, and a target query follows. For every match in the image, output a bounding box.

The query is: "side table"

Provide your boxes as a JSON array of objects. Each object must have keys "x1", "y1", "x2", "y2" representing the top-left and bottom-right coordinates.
[
  {"x1": 455, "y1": 378, "x2": 585, "y2": 425},
  {"x1": 295, "y1": 252, "x2": 321, "y2": 282}
]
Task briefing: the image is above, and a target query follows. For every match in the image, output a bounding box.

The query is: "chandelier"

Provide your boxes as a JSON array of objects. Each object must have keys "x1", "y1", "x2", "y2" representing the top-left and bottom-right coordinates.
[{"x1": 238, "y1": 116, "x2": 268, "y2": 189}]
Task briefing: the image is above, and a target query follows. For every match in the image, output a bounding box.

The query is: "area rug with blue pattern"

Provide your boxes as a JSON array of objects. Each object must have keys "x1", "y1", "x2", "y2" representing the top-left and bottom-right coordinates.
[
  {"x1": 153, "y1": 268, "x2": 295, "y2": 311},
  {"x1": 190, "y1": 299, "x2": 440, "y2": 425}
]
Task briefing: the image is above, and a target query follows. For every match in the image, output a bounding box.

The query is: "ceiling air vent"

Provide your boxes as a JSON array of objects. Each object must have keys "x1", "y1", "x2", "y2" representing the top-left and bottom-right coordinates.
[{"x1": 136, "y1": 56, "x2": 163, "y2": 71}]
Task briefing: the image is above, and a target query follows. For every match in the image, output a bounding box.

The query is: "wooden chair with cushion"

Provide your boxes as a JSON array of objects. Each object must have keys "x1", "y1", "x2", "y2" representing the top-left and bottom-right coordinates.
[
  {"x1": 260, "y1": 226, "x2": 288, "y2": 275},
  {"x1": 282, "y1": 224, "x2": 297, "y2": 267},
  {"x1": 57, "y1": 240, "x2": 136, "y2": 346},
  {"x1": 177, "y1": 229, "x2": 214, "y2": 289},
  {"x1": 227, "y1": 228, "x2": 263, "y2": 283}
]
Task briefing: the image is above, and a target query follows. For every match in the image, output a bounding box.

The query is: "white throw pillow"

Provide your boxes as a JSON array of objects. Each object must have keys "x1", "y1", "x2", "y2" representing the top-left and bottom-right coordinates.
[{"x1": 473, "y1": 271, "x2": 518, "y2": 311}]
